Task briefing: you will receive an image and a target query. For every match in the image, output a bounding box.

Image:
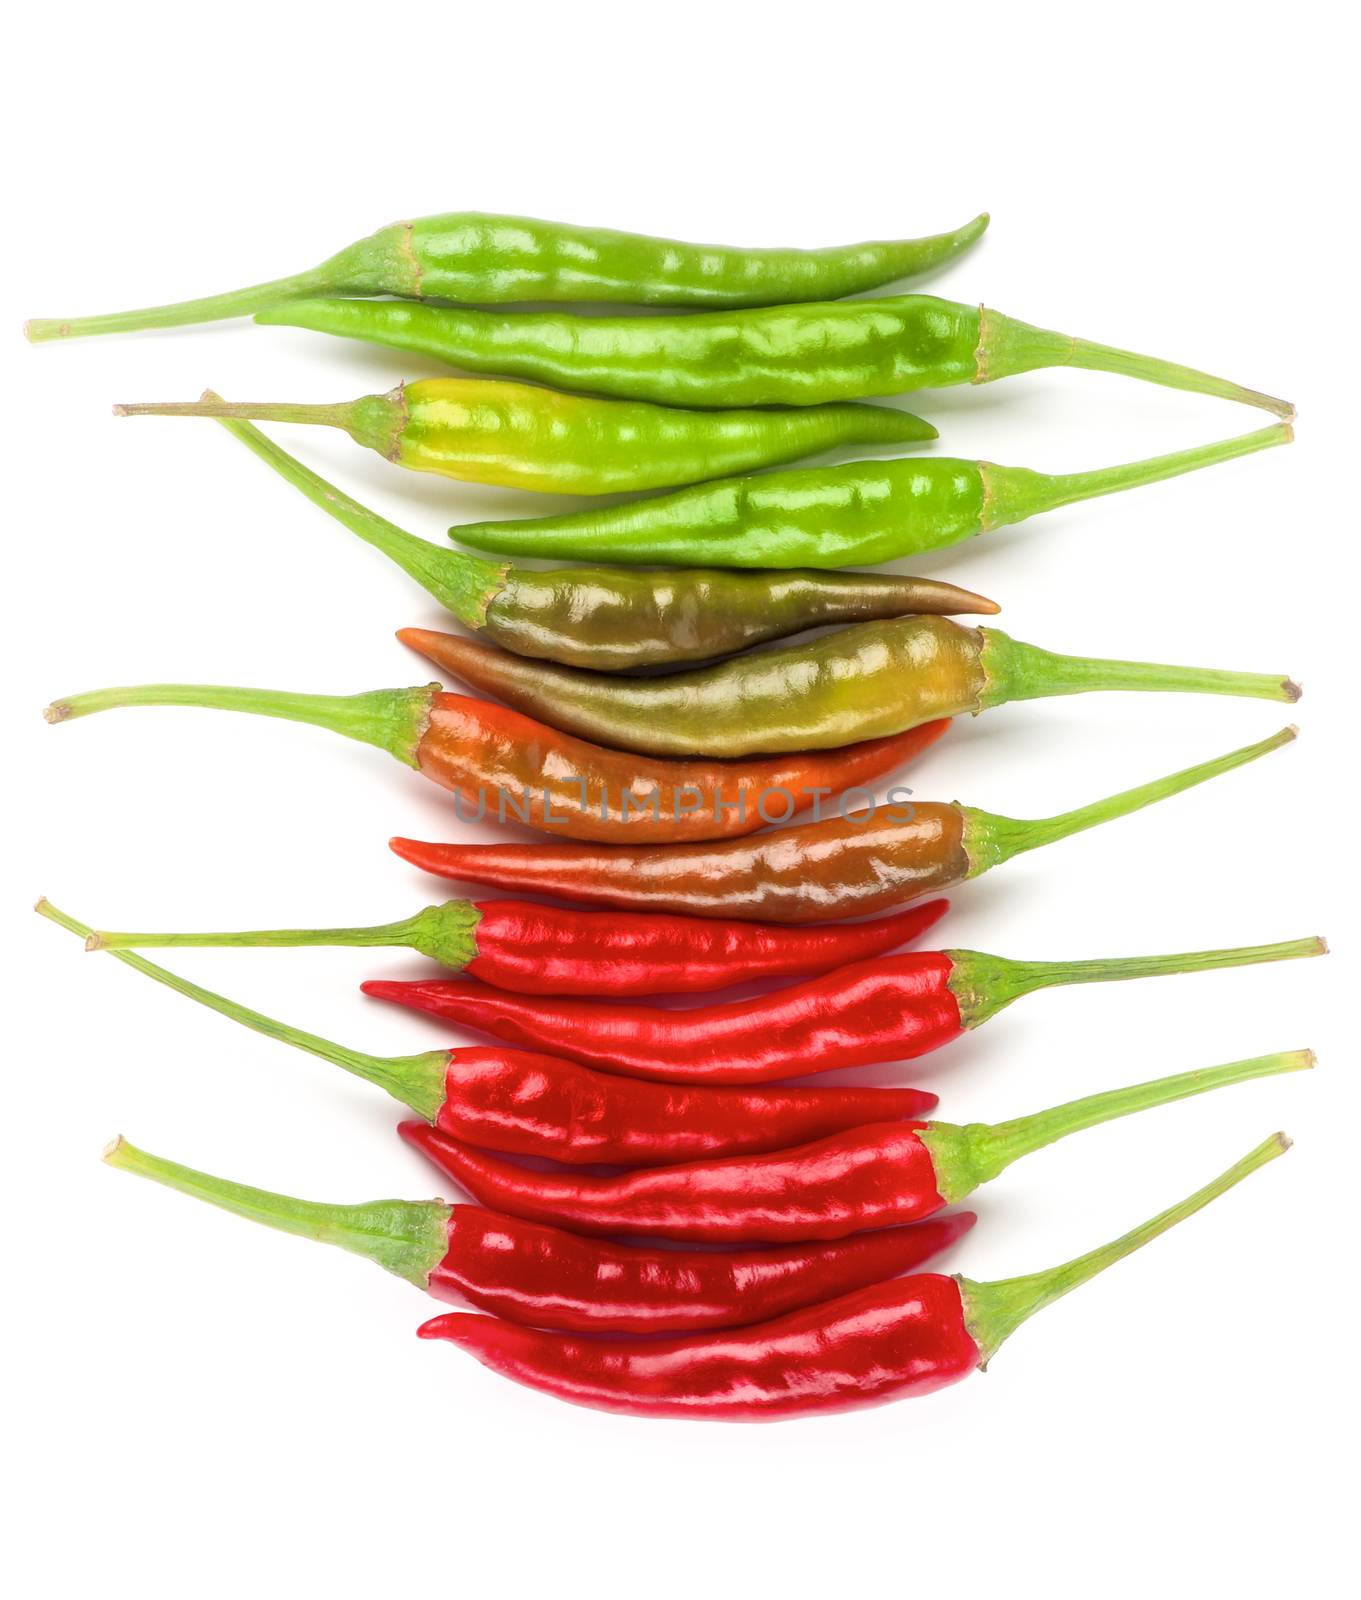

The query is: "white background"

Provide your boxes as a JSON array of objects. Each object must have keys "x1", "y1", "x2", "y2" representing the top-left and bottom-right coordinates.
[{"x1": 3, "y1": 4, "x2": 1354, "y2": 1595}]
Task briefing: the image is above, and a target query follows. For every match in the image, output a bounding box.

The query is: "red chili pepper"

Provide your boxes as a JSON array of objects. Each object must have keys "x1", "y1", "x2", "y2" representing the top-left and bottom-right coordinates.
[
  {"x1": 418, "y1": 1134, "x2": 1290, "y2": 1419},
  {"x1": 43, "y1": 678, "x2": 948, "y2": 845},
  {"x1": 388, "y1": 726, "x2": 1296, "y2": 922},
  {"x1": 86, "y1": 896, "x2": 950, "y2": 997},
  {"x1": 102, "y1": 1138, "x2": 976, "y2": 1334},
  {"x1": 400, "y1": 1050, "x2": 1308, "y2": 1242},
  {"x1": 36, "y1": 901, "x2": 937, "y2": 1162},
  {"x1": 365, "y1": 935, "x2": 1325, "y2": 1085}
]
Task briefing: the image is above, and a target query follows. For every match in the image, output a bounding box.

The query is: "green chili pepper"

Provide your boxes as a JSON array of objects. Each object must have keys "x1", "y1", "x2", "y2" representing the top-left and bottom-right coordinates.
[
  {"x1": 450, "y1": 422, "x2": 1291, "y2": 567},
  {"x1": 23, "y1": 210, "x2": 989, "y2": 340},
  {"x1": 210, "y1": 405, "x2": 996, "y2": 671},
  {"x1": 254, "y1": 293, "x2": 1292, "y2": 418},
  {"x1": 114, "y1": 380, "x2": 934, "y2": 496},
  {"x1": 399, "y1": 617, "x2": 1299, "y2": 757}
]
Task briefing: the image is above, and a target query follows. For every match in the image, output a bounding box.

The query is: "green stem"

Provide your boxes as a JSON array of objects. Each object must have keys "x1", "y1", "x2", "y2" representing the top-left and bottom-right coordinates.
[
  {"x1": 42, "y1": 680, "x2": 436, "y2": 770},
  {"x1": 961, "y1": 1132, "x2": 1291, "y2": 1365},
  {"x1": 113, "y1": 386, "x2": 407, "y2": 460},
  {"x1": 975, "y1": 308, "x2": 1294, "y2": 418},
  {"x1": 89, "y1": 900, "x2": 483, "y2": 973},
  {"x1": 948, "y1": 935, "x2": 1327, "y2": 1029},
  {"x1": 979, "y1": 423, "x2": 1292, "y2": 530},
  {"x1": 977, "y1": 628, "x2": 1300, "y2": 710},
  {"x1": 210, "y1": 407, "x2": 507, "y2": 628},
  {"x1": 920, "y1": 1050, "x2": 1312, "y2": 1203},
  {"x1": 23, "y1": 269, "x2": 331, "y2": 343},
  {"x1": 34, "y1": 899, "x2": 447, "y2": 1120},
  {"x1": 104, "y1": 1136, "x2": 451, "y2": 1288},
  {"x1": 961, "y1": 725, "x2": 1296, "y2": 874}
]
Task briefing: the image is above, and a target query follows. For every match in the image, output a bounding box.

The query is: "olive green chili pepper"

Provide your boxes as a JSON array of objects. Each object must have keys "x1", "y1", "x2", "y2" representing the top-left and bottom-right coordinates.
[
  {"x1": 450, "y1": 422, "x2": 1291, "y2": 568},
  {"x1": 399, "y1": 617, "x2": 1300, "y2": 757},
  {"x1": 211, "y1": 406, "x2": 996, "y2": 672},
  {"x1": 254, "y1": 293, "x2": 1292, "y2": 418},
  {"x1": 23, "y1": 211, "x2": 988, "y2": 340},
  {"x1": 114, "y1": 381, "x2": 935, "y2": 496}
]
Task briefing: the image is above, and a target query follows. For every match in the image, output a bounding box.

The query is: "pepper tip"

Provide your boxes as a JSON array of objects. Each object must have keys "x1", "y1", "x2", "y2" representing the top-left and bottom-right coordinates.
[
  {"x1": 1273, "y1": 1131, "x2": 1293, "y2": 1154},
  {"x1": 102, "y1": 1134, "x2": 127, "y2": 1163},
  {"x1": 84, "y1": 932, "x2": 104, "y2": 951},
  {"x1": 43, "y1": 700, "x2": 70, "y2": 723},
  {"x1": 1282, "y1": 679, "x2": 1302, "y2": 703}
]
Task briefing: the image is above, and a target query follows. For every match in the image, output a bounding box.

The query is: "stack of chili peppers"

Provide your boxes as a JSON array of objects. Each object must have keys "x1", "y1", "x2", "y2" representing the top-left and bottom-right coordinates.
[{"x1": 30, "y1": 207, "x2": 1316, "y2": 1421}]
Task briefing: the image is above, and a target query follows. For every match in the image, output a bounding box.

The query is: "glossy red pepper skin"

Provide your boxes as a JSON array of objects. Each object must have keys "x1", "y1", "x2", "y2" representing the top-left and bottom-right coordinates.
[
  {"x1": 418, "y1": 696, "x2": 946, "y2": 843},
  {"x1": 435, "y1": 1206, "x2": 975, "y2": 1334},
  {"x1": 461, "y1": 897, "x2": 949, "y2": 995},
  {"x1": 439, "y1": 1049, "x2": 937, "y2": 1165},
  {"x1": 401, "y1": 1120, "x2": 945, "y2": 1243},
  {"x1": 420, "y1": 1272, "x2": 980, "y2": 1418},
  {"x1": 368, "y1": 952, "x2": 964, "y2": 1084}
]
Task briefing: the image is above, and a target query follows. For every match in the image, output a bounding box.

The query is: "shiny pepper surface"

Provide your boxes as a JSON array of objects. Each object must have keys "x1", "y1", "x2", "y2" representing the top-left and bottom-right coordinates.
[
  {"x1": 419, "y1": 1135, "x2": 1291, "y2": 1419},
  {"x1": 257, "y1": 292, "x2": 1292, "y2": 415}
]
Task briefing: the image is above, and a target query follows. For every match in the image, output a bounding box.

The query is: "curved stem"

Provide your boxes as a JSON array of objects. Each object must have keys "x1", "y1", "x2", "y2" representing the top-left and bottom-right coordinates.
[
  {"x1": 975, "y1": 309, "x2": 1294, "y2": 418},
  {"x1": 43, "y1": 681, "x2": 435, "y2": 769},
  {"x1": 980, "y1": 423, "x2": 1292, "y2": 530},
  {"x1": 922, "y1": 1050, "x2": 1312, "y2": 1203},
  {"x1": 24, "y1": 270, "x2": 330, "y2": 343},
  {"x1": 34, "y1": 899, "x2": 447, "y2": 1119},
  {"x1": 210, "y1": 409, "x2": 506, "y2": 628},
  {"x1": 978, "y1": 628, "x2": 1299, "y2": 710},
  {"x1": 960, "y1": 725, "x2": 1296, "y2": 874},
  {"x1": 89, "y1": 900, "x2": 483, "y2": 973},
  {"x1": 961, "y1": 1132, "x2": 1291, "y2": 1364},
  {"x1": 948, "y1": 936, "x2": 1327, "y2": 1029},
  {"x1": 104, "y1": 1137, "x2": 450, "y2": 1288}
]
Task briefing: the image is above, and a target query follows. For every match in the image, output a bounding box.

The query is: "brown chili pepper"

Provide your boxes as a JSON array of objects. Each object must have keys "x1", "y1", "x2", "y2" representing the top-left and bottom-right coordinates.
[{"x1": 390, "y1": 726, "x2": 1294, "y2": 922}]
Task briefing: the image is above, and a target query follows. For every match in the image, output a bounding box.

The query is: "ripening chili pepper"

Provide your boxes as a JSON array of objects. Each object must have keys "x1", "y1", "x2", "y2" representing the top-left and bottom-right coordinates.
[
  {"x1": 85, "y1": 898, "x2": 950, "y2": 998},
  {"x1": 36, "y1": 900, "x2": 939, "y2": 1163},
  {"x1": 450, "y1": 422, "x2": 1291, "y2": 569},
  {"x1": 400, "y1": 1052, "x2": 1308, "y2": 1243},
  {"x1": 24, "y1": 210, "x2": 989, "y2": 338},
  {"x1": 390, "y1": 725, "x2": 1296, "y2": 922},
  {"x1": 111, "y1": 382, "x2": 936, "y2": 496},
  {"x1": 368, "y1": 937, "x2": 1324, "y2": 1086},
  {"x1": 418, "y1": 1133, "x2": 1291, "y2": 1419},
  {"x1": 211, "y1": 408, "x2": 997, "y2": 671},
  {"x1": 42, "y1": 679, "x2": 949, "y2": 845},
  {"x1": 398, "y1": 615, "x2": 1299, "y2": 757},
  {"x1": 255, "y1": 292, "x2": 1293, "y2": 417},
  {"x1": 103, "y1": 1137, "x2": 977, "y2": 1334}
]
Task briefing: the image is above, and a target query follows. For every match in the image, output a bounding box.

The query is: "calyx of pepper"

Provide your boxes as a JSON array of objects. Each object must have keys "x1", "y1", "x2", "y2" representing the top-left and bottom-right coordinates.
[
  {"x1": 957, "y1": 1133, "x2": 1291, "y2": 1367},
  {"x1": 104, "y1": 1137, "x2": 452, "y2": 1289},
  {"x1": 915, "y1": 1050, "x2": 1312, "y2": 1207}
]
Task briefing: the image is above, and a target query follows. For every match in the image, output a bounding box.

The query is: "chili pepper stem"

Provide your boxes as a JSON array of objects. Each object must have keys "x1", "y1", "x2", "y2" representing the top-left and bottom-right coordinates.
[
  {"x1": 114, "y1": 386, "x2": 408, "y2": 461},
  {"x1": 977, "y1": 628, "x2": 1300, "y2": 710},
  {"x1": 975, "y1": 309, "x2": 1294, "y2": 419},
  {"x1": 208, "y1": 403, "x2": 508, "y2": 628},
  {"x1": 103, "y1": 1136, "x2": 451, "y2": 1287},
  {"x1": 23, "y1": 269, "x2": 336, "y2": 343},
  {"x1": 979, "y1": 423, "x2": 1293, "y2": 531},
  {"x1": 947, "y1": 935, "x2": 1326, "y2": 1029},
  {"x1": 87, "y1": 900, "x2": 484, "y2": 971},
  {"x1": 961, "y1": 1132, "x2": 1291, "y2": 1366},
  {"x1": 35, "y1": 899, "x2": 449, "y2": 1120},
  {"x1": 42, "y1": 681, "x2": 437, "y2": 769},
  {"x1": 961, "y1": 725, "x2": 1297, "y2": 873},
  {"x1": 920, "y1": 1050, "x2": 1312, "y2": 1204}
]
